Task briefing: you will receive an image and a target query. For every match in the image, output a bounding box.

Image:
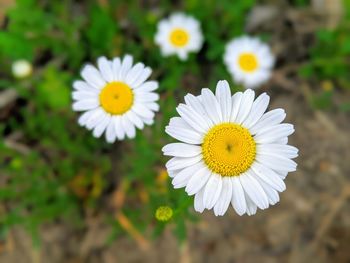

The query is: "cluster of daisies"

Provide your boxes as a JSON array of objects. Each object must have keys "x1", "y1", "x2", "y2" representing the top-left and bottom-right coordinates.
[{"x1": 72, "y1": 13, "x2": 297, "y2": 217}]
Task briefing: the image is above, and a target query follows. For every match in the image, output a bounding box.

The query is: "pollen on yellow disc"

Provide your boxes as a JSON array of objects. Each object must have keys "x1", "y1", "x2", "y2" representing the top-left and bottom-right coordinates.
[
  {"x1": 238, "y1": 53, "x2": 259, "y2": 72},
  {"x1": 169, "y1": 28, "x2": 189, "y2": 47},
  {"x1": 99, "y1": 82, "x2": 134, "y2": 115},
  {"x1": 202, "y1": 123, "x2": 256, "y2": 177}
]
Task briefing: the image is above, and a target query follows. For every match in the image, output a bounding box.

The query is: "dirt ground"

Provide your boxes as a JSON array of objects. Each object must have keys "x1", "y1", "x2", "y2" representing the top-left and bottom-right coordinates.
[{"x1": 1, "y1": 2, "x2": 350, "y2": 263}]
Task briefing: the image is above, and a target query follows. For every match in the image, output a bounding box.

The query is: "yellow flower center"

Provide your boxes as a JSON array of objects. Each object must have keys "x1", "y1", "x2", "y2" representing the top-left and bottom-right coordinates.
[
  {"x1": 99, "y1": 81, "x2": 134, "y2": 115},
  {"x1": 238, "y1": 53, "x2": 259, "y2": 72},
  {"x1": 155, "y1": 206, "x2": 173, "y2": 222},
  {"x1": 169, "y1": 28, "x2": 189, "y2": 47},
  {"x1": 202, "y1": 123, "x2": 256, "y2": 177}
]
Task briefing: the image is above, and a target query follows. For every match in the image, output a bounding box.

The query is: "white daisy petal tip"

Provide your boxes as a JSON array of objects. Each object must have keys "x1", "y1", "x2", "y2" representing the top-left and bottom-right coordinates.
[
  {"x1": 155, "y1": 12, "x2": 203, "y2": 61},
  {"x1": 162, "y1": 80, "x2": 298, "y2": 217},
  {"x1": 72, "y1": 56, "x2": 159, "y2": 142},
  {"x1": 223, "y1": 36, "x2": 275, "y2": 89}
]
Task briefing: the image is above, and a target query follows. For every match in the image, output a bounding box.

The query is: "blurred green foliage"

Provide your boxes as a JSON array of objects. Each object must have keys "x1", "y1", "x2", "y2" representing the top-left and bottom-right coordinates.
[{"x1": 299, "y1": 0, "x2": 350, "y2": 110}]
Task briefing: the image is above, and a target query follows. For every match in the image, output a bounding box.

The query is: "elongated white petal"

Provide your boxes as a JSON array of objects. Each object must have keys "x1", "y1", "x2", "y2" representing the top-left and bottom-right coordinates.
[
  {"x1": 240, "y1": 172, "x2": 269, "y2": 210},
  {"x1": 162, "y1": 143, "x2": 202, "y2": 157},
  {"x1": 97, "y1": 56, "x2": 114, "y2": 82},
  {"x1": 242, "y1": 93, "x2": 269, "y2": 129},
  {"x1": 165, "y1": 156, "x2": 202, "y2": 171},
  {"x1": 231, "y1": 177, "x2": 247, "y2": 216},
  {"x1": 194, "y1": 187, "x2": 205, "y2": 213},
  {"x1": 185, "y1": 166, "x2": 211, "y2": 195},
  {"x1": 172, "y1": 162, "x2": 204, "y2": 188},
  {"x1": 215, "y1": 80, "x2": 232, "y2": 122},
  {"x1": 250, "y1": 109, "x2": 286, "y2": 135},
  {"x1": 213, "y1": 177, "x2": 232, "y2": 216},
  {"x1": 254, "y1": 124, "x2": 294, "y2": 144},
  {"x1": 203, "y1": 173, "x2": 223, "y2": 209},
  {"x1": 235, "y1": 89, "x2": 255, "y2": 124},
  {"x1": 201, "y1": 88, "x2": 222, "y2": 124}
]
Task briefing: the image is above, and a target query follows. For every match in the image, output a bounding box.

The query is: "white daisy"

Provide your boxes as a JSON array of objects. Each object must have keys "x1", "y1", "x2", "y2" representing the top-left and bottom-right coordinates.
[
  {"x1": 72, "y1": 55, "x2": 159, "y2": 142},
  {"x1": 224, "y1": 36, "x2": 275, "y2": 89},
  {"x1": 162, "y1": 80, "x2": 298, "y2": 216},
  {"x1": 155, "y1": 13, "x2": 203, "y2": 61}
]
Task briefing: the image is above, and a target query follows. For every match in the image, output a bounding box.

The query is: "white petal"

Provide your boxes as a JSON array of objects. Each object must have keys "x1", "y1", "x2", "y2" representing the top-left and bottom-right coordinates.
[
  {"x1": 256, "y1": 154, "x2": 297, "y2": 172},
  {"x1": 72, "y1": 98, "x2": 99, "y2": 111},
  {"x1": 201, "y1": 88, "x2": 222, "y2": 124},
  {"x1": 245, "y1": 193, "x2": 258, "y2": 216},
  {"x1": 254, "y1": 124, "x2": 294, "y2": 144},
  {"x1": 72, "y1": 91, "x2": 97, "y2": 101},
  {"x1": 92, "y1": 115, "x2": 111, "y2": 138},
  {"x1": 172, "y1": 162, "x2": 204, "y2": 188},
  {"x1": 135, "y1": 92, "x2": 159, "y2": 102},
  {"x1": 257, "y1": 144, "x2": 299, "y2": 159},
  {"x1": 165, "y1": 125, "x2": 202, "y2": 145},
  {"x1": 119, "y1": 55, "x2": 133, "y2": 80},
  {"x1": 81, "y1": 64, "x2": 106, "y2": 89},
  {"x1": 176, "y1": 104, "x2": 209, "y2": 134},
  {"x1": 113, "y1": 116, "x2": 125, "y2": 140},
  {"x1": 112, "y1": 57, "x2": 121, "y2": 80},
  {"x1": 184, "y1": 94, "x2": 211, "y2": 125},
  {"x1": 73, "y1": 80, "x2": 97, "y2": 92},
  {"x1": 133, "y1": 67, "x2": 152, "y2": 88},
  {"x1": 185, "y1": 166, "x2": 211, "y2": 196},
  {"x1": 145, "y1": 102, "x2": 159, "y2": 112},
  {"x1": 194, "y1": 187, "x2": 205, "y2": 213},
  {"x1": 242, "y1": 93, "x2": 270, "y2": 129},
  {"x1": 251, "y1": 162, "x2": 286, "y2": 192},
  {"x1": 235, "y1": 89, "x2": 255, "y2": 124},
  {"x1": 215, "y1": 80, "x2": 232, "y2": 122},
  {"x1": 165, "y1": 156, "x2": 202, "y2": 171},
  {"x1": 78, "y1": 109, "x2": 97, "y2": 126},
  {"x1": 86, "y1": 108, "x2": 105, "y2": 130},
  {"x1": 97, "y1": 56, "x2": 114, "y2": 82},
  {"x1": 132, "y1": 104, "x2": 155, "y2": 119},
  {"x1": 126, "y1": 110, "x2": 144, "y2": 130},
  {"x1": 213, "y1": 177, "x2": 233, "y2": 216},
  {"x1": 203, "y1": 173, "x2": 223, "y2": 209},
  {"x1": 230, "y1": 92, "x2": 243, "y2": 122},
  {"x1": 162, "y1": 143, "x2": 202, "y2": 157},
  {"x1": 239, "y1": 172, "x2": 269, "y2": 209},
  {"x1": 125, "y1": 63, "x2": 144, "y2": 86},
  {"x1": 231, "y1": 177, "x2": 247, "y2": 216},
  {"x1": 250, "y1": 109, "x2": 286, "y2": 135},
  {"x1": 254, "y1": 176, "x2": 280, "y2": 205},
  {"x1": 105, "y1": 120, "x2": 117, "y2": 143},
  {"x1": 121, "y1": 116, "x2": 136, "y2": 139},
  {"x1": 135, "y1": 81, "x2": 158, "y2": 92}
]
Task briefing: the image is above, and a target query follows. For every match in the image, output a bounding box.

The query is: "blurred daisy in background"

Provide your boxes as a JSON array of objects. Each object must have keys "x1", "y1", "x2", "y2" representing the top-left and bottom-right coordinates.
[
  {"x1": 72, "y1": 55, "x2": 159, "y2": 143},
  {"x1": 155, "y1": 13, "x2": 203, "y2": 60},
  {"x1": 162, "y1": 80, "x2": 298, "y2": 216},
  {"x1": 224, "y1": 36, "x2": 275, "y2": 89},
  {"x1": 12, "y1": 59, "x2": 33, "y2": 79}
]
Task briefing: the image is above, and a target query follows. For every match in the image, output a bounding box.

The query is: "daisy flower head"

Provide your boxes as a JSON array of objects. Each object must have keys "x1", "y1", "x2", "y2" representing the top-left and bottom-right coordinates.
[
  {"x1": 224, "y1": 36, "x2": 275, "y2": 89},
  {"x1": 72, "y1": 55, "x2": 159, "y2": 143},
  {"x1": 162, "y1": 80, "x2": 298, "y2": 216},
  {"x1": 155, "y1": 13, "x2": 203, "y2": 61}
]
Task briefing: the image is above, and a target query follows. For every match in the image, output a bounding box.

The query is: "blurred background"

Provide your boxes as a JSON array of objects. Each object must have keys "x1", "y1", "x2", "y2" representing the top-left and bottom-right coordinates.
[{"x1": 1, "y1": 0, "x2": 350, "y2": 262}]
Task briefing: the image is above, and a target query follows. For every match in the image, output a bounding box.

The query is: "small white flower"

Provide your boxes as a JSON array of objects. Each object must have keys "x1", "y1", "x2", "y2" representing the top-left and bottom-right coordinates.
[
  {"x1": 155, "y1": 13, "x2": 203, "y2": 61},
  {"x1": 224, "y1": 36, "x2": 275, "y2": 89},
  {"x1": 162, "y1": 80, "x2": 298, "y2": 216},
  {"x1": 72, "y1": 55, "x2": 159, "y2": 142},
  {"x1": 12, "y1": 60, "x2": 33, "y2": 79}
]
